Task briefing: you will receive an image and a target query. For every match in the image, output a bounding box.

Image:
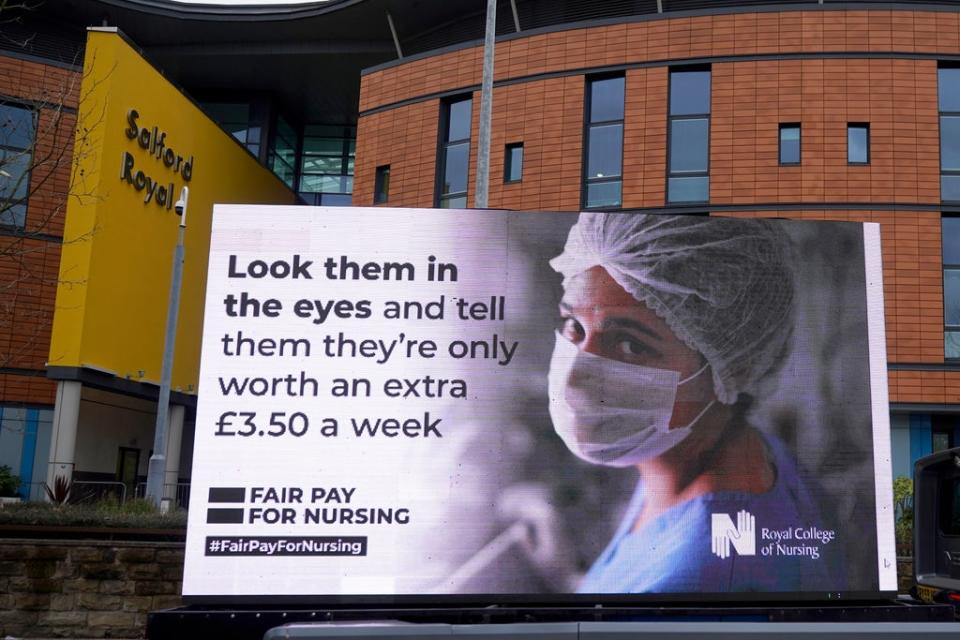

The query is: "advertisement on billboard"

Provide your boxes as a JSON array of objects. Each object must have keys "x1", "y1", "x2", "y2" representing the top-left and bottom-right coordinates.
[{"x1": 183, "y1": 206, "x2": 896, "y2": 601}]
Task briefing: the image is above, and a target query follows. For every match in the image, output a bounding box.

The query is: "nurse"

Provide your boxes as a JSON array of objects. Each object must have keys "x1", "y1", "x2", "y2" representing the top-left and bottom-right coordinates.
[{"x1": 548, "y1": 212, "x2": 841, "y2": 593}]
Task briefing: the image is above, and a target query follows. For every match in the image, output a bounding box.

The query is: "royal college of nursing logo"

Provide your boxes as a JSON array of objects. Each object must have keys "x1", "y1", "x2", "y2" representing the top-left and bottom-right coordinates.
[{"x1": 711, "y1": 510, "x2": 756, "y2": 559}]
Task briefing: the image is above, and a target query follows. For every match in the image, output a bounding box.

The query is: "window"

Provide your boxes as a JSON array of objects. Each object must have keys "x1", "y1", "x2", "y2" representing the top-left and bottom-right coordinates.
[
  {"x1": 939, "y1": 476, "x2": 960, "y2": 536},
  {"x1": 932, "y1": 414, "x2": 956, "y2": 454},
  {"x1": 668, "y1": 68, "x2": 710, "y2": 203},
  {"x1": 299, "y1": 124, "x2": 355, "y2": 203},
  {"x1": 940, "y1": 67, "x2": 960, "y2": 203},
  {"x1": 0, "y1": 103, "x2": 35, "y2": 228},
  {"x1": 436, "y1": 96, "x2": 472, "y2": 208},
  {"x1": 504, "y1": 143, "x2": 523, "y2": 183},
  {"x1": 933, "y1": 429, "x2": 954, "y2": 453},
  {"x1": 374, "y1": 165, "x2": 390, "y2": 204},
  {"x1": 268, "y1": 115, "x2": 297, "y2": 189},
  {"x1": 848, "y1": 124, "x2": 869, "y2": 164},
  {"x1": 201, "y1": 102, "x2": 266, "y2": 158},
  {"x1": 943, "y1": 216, "x2": 960, "y2": 358},
  {"x1": 779, "y1": 124, "x2": 801, "y2": 165},
  {"x1": 583, "y1": 75, "x2": 624, "y2": 208}
]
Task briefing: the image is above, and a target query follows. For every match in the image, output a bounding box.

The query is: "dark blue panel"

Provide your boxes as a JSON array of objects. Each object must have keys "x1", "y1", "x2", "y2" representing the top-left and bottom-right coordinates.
[
  {"x1": 670, "y1": 118, "x2": 709, "y2": 173},
  {"x1": 670, "y1": 70, "x2": 711, "y2": 116},
  {"x1": 589, "y1": 76, "x2": 625, "y2": 123},
  {"x1": 586, "y1": 124, "x2": 623, "y2": 179},
  {"x1": 939, "y1": 68, "x2": 960, "y2": 112},
  {"x1": 447, "y1": 98, "x2": 472, "y2": 142}
]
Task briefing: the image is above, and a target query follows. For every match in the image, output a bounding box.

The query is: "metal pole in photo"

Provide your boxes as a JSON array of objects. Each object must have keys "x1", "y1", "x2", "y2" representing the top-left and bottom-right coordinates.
[
  {"x1": 474, "y1": 0, "x2": 496, "y2": 209},
  {"x1": 145, "y1": 186, "x2": 188, "y2": 507}
]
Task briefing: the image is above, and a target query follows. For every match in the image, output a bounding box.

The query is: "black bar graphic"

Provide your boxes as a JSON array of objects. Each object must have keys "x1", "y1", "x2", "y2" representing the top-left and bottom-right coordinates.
[
  {"x1": 208, "y1": 487, "x2": 245, "y2": 503},
  {"x1": 206, "y1": 508, "x2": 244, "y2": 524}
]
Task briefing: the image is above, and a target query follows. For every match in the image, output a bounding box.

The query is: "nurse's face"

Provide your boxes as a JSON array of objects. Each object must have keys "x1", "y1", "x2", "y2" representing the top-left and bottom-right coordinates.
[{"x1": 558, "y1": 266, "x2": 716, "y2": 428}]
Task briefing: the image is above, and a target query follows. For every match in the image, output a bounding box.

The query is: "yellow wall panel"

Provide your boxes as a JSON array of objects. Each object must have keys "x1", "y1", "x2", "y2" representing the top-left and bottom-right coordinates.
[{"x1": 49, "y1": 28, "x2": 296, "y2": 393}]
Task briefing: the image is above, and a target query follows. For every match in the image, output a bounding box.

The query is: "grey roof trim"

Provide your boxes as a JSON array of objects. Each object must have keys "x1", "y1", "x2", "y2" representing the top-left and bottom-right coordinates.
[
  {"x1": 47, "y1": 365, "x2": 198, "y2": 407},
  {"x1": 0, "y1": 49, "x2": 83, "y2": 72},
  {"x1": 362, "y1": 2, "x2": 960, "y2": 76},
  {"x1": 91, "y1": 0, "x2": 364, "y2": 21},
  {"x1": 889, "y1": 363, "x2": 960, "y2": 371},
  {"x1": 890, "y1": 403, "x2": 960, "y2": 414}
]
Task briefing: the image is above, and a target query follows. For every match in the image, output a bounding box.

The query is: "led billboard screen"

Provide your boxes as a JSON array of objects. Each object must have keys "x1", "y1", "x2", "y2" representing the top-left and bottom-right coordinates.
[{"x1": 183, "y1": 206, "x2": 896, "y2": 601}]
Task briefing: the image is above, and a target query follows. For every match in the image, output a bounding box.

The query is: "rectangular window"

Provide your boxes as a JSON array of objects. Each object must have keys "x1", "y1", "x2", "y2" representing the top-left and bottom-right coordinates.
[
  {"x1": 848, "y1": 123, "x2": 869, "y2": 164},
  {"x1": 779, "y1": 124, "x2": 801, "y2": 165},
  {"x1": 943, "y1": 215, "x2": 960, "y2": 358},
  {"x1": 668, "y1": 68, "x2": 710, "y2": 204},
  {"x1": 937, "y1": 67, "x2": 960, "y2": 202},
  {"x1": 0, "y1": 103, "x2": 36, "y2": 228},
  {"x1": 939, "y1": 476, "x2": 960, "y2": 536},
  {"x1": 583, "y1": 76, "x2": 624, "y2": 208},
  {"x1": 932, "y1": 411, "x2": 955, "y2": 457},
  {"x1": 374, "y1": 165, "x2": 390, "y2": 204},
  {"x1": 268, "y1": 115, "x2": 298, "y2": 189},
  {"x1": 201, "y1": 101, "x2": 268, "y2": 158},
  {"x1": 942, "y1": 67, "x2": 960, "y2": 203},
  {"x1": 298, "y1": 124, "x2": 355, "y2": 202},
  {"x1": 436, "y1": 96, "x2": 472, "y2": 208},
  {"x1": 504, "y1": 143, "x2": 523, "y2": 183}
]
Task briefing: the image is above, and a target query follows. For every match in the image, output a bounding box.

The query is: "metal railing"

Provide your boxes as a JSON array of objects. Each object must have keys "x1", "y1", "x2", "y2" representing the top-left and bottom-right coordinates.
[
  {"x1": 18, "y1": 480, "x2": 127, "y2": 504},
  {"x1": 135, "y1": 482, "x2": 192, "y2": 510},
  {"x1": 70, "y1": 481, "x2": 127, "y2": 504},
  {"x1": 16, "y1": 480, "x2": 190, "y2": 509}
]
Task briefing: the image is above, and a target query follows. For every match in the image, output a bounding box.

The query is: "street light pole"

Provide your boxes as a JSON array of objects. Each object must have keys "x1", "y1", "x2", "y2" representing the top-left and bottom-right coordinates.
[
  {"x1": 474, "y1": 0, "x2": 496, "y2": 208},
  {"x1": 145, "y1": 186, "x2": 188, "y2": 507}
]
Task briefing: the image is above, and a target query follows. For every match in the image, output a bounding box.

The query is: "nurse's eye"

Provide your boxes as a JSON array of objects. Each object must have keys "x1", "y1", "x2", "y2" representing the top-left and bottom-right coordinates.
[
  {"x1": 559, "y1": 316, "x2": 584, "y2": 343},
  {"x1": 611, "y1": 332, "x2": 657, "y2": 360}
]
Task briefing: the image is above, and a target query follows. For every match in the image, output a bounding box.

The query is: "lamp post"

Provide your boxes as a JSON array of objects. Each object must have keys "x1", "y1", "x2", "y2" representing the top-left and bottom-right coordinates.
[
  {"x1": 145, "y1": 186, "x2": 188, "y2": 507},
  {"x1": 474, "y1": 0, "x2": 496, "y2": 208}
]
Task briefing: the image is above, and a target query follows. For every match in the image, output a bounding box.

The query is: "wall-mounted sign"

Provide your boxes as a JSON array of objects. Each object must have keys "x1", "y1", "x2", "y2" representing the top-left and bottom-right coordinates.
[{"x1": 120, "y1": 109, "x2": 194, "y2": 210}]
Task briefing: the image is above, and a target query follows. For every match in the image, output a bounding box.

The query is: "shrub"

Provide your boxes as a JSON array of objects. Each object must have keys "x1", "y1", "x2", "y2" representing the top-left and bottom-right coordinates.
[
  {"x1": 0, "y1": 465, "x2": 21, "y2": 497},
  {"x1": 0, "y1": 499, "x2": 187, "y2": 529},
  {"x1": 893, "y1": 475, "x2": 913, "y2": 553},
  {"x1": 43, "y1": 474, "x2": 72, "y2": 504},
  {"x1": 94, "y1": 497, "x2": 160, "y2": 516}
]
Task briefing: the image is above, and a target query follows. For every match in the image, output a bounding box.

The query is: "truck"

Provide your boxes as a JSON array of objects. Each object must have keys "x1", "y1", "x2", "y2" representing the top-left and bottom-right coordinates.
[
  {"x1": 912, "y1": 446, "x2": 960, "y2": 612},
  {"x1": 147, "y1": 208, "x2": 960, "y2": 638}
]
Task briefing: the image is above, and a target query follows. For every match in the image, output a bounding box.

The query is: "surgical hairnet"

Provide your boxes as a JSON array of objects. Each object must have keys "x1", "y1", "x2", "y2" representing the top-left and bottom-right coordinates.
[{"x1": 550, "y1": 212, "x2": 794, "y2": 405}]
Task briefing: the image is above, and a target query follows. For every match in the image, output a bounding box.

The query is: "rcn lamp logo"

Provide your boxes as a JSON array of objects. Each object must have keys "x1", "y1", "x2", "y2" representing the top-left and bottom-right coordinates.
[{"x1": 711, "y1": 510, "x2": 756, "y2": 559}]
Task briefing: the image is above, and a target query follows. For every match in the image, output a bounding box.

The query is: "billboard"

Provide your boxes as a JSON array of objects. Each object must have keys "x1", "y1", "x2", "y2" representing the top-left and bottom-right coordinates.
[{"x1": 183, "y1": 206, "x2": 897, "y2": 601}]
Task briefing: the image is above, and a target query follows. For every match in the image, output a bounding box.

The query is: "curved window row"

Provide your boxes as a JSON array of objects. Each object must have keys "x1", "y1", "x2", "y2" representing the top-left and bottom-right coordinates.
[{"x1": 425, "y1": 63, "x2": 960, "y2": 210}]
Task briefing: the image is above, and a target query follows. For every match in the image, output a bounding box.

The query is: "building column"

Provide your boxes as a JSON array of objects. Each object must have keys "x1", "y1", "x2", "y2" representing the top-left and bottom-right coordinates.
[
  {"x1": 163, "y1": 404, "x2": 185, "y2": 502},
  {"x1": 46, "y1": 381, "x2": 82, "y2": 488}
]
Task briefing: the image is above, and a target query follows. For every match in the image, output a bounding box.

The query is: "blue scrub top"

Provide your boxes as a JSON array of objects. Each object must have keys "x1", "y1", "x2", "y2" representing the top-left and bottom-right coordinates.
[{"x1": 577, "y1": 432, "x2": 844, "y2": 594}]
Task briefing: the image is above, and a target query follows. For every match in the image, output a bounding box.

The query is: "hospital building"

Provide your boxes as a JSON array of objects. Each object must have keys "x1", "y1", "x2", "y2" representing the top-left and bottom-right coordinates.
[{"x1": 1, "y1": 0, "x2": 959, "y2": 501}]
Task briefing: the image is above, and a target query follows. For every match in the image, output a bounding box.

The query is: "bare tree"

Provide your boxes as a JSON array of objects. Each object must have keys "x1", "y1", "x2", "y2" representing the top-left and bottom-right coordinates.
[{"x1": 0, "y1": 2, "x2": 103, "y2": 373}]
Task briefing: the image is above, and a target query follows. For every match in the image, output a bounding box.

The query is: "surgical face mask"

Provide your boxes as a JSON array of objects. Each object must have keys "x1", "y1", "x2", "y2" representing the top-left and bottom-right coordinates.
[{"x1": 548, "y1": 331, "x2": 714, "y2": 467}]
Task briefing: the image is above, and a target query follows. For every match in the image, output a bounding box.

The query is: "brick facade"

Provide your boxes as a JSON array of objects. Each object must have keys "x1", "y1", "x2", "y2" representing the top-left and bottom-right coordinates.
[
  {"x1": 0, "y1": 55, "x2": 80, "y2": 405},
  {"x1": 355, "y1": 8, "x2": 960, "y2": 408}
]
